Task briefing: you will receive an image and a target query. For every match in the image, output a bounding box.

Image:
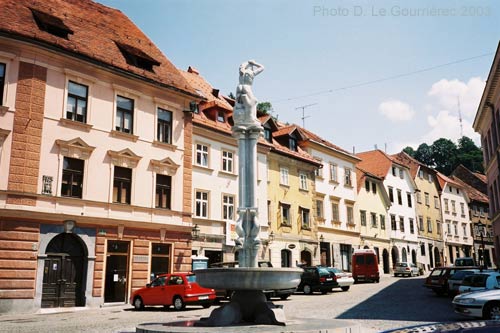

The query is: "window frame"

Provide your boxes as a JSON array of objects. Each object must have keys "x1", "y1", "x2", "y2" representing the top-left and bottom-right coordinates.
[
  {"x1": 195, "y1": 190, "x2": 209, "y2": 218},
  {"x1": 331, "y1": 201, "x2": 340, "y2": 222},
  {"x1": 360, "y1": 210, "x2": 367, "y2": 226},
  {"x1": 113, "y1": 166, "x2": 132, "y2": 204},
  {"x1": 280, "y1": 167, "x2": 289, "y2": 186},
  {"x1": 222, "y1": 150, "x2": 234, "y2": 173},
  {"x1": 0, "y1": 62, "x2": 5, "y2": 106},
  {"x1": 280, "y1": 203, "x2": 291, "y2": 225},
  {"x1": 300, "y1": 207, "x2": 310, "y2": 229},
  {"x1": 155, "y1": 174, "x2": 172, "y2": 209},
  {"x1": 299, "y1": 172, "x2": 308, "y2": 190},
  {"x1": 222, "y1": 194, "x2": 235, "y2": 220},
  {"x1": 61, "y1": 156, "x2": 84, "y2": 198},
  {"x1": 157, "y1": 107, "x2": 173, "y2": 144},
  {"x1": 195, "y1": 143, "x2": 209, "y2": 167},
  {"x1": 329, "y1": 163, "x2": 338, "y2": 183},
  {"x1": 115, "y1": 95, "x2": 134, "y2": 134},
  {"x1": 344, "y1": 167, "x2": 352, "y2": 187},
  {"x1": 66, "y1": 80, "x2": 89, "y2": 123}
]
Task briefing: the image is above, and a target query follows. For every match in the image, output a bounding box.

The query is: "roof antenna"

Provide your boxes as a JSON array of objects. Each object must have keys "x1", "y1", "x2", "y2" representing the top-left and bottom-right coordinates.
[
  {"x1": 458, "y1": 96, "x2": 464, "y2": 138},
  {"x1": 295, "y1": 103, "x2": 317, "y2": 128}
]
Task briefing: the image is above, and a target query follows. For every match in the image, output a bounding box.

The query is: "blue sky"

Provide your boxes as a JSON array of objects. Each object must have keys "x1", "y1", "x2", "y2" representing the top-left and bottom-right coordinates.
[{"x1": 97, "y1": 0, "x2": 499, "y2": 154}]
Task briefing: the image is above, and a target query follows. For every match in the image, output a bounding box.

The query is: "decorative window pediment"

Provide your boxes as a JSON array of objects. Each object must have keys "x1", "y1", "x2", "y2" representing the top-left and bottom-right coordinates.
[
  {"x1": 150, "y1": 157, "x2": 179, "y2": 176},
  {"x1": 108, "y1": 148, "x2": 142, "y2": 168},
  {"x1": 56, "y1": 137, "x2": 95, "y2": 160}
]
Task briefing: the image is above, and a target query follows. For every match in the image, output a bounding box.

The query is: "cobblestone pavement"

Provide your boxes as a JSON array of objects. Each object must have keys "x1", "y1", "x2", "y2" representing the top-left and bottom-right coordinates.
[{"x1": 0, "y1": 275, "x2": 470, "y2": 333}]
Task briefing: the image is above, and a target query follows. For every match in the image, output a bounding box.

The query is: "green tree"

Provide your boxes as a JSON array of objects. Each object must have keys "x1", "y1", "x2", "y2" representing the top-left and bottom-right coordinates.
[
  {"x1": 457, "y1": 136, "x2": 484, "y2": 173},
  {"x1": 228, "y1": 92, "x2": 235, "y2": 99},
  {"x1": 431, "y1": 138, "x2": 458, "y2": 175},
  {"x1": 414, "y1": 143, "x2": 433, "y2": 167},
  {"x1": 257, "y1": 102, "x2": 273, "y2": 114},
  {"x1": 402, "y1": 146, "x2": 415, "y2": 157}
]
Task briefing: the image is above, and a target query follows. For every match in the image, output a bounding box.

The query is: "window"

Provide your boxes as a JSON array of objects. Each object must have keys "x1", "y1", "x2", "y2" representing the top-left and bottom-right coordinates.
[
  {"x1": 434, "y1": 196, "x2": 439, "y2": 209},
  {"x1": 30, "y1": 8, "x2": 73, "y2": 39},
  {"x1": 365, "y1": 180, "x2": 370, "y2": 192},
  {"x1": 289, "y1": 137, "x2": 297, "y2": 151},
  {"x1": 346, "y1": 206, "x2": 354, "y2": 224},
  {"x1": 195, "y1": 191, "x2": 209, "y2": 218},
  {"x1": 372, "y1": 182, "x2": 377, "y2": 194},
  {"x1": 61, "y1": 157, "x2": 84, "y2": 198},
  {"x1": 155, "y1": 174, "x2": 171, "y2": 209},
  {"x1": 380, "y1": 215, "x2": 385, "y2": 229},
  {"x1": 428, "y1": 174, "x2": 433, "y2": 182},
  {"x1": 424, "y1": 192, "x2": 430, "y2": 206},
  {"x1": 399, "y1": 216, "x2": 405, "y2": 232},
  {"x1": 280, "y1": 167, "x2": 289, "y2": 186},
  {"x1": 399, "y1": 169, "x2": 404, "y2": 179},
  {"x1": 451, "y1": 200, "x2": 456, "y2": 214},
  {"x1": 281, "y1": 203, "x2": 291, "y2": 225},
  {"x1": 418, "y1": 170, "x2": 424, "y2": 178},
  {"x1": 264, "y1": 124, "x2": 272, "y2": 143},
  {"x1": 427, "y1": 217, "x2": 432, "y2": 232},
  {"x1": 150, "y1": 243, "x2": 170, "y2": 278},
  {"x1": 418, "y1": 216, "x2": 424, "y2": 231},
  {"x1": 446, "y1": 220, "x2": 451, "y2": 234},
  {"x1": 300, "y1": 207, "x2": 310, "y2": 228},
  {"x1": 460, "y1": 203, "x2": 465, "y2": 216},
  {"x1": 115, "y1": 42, "x2": 160, "y2": 72},
  {"x1": 316, "y1": 200, "x2": 323, "y2": 219},
  {"x1": 331, "y1": 202, "x2": 339, "y2": 221},
  {"x1": 392, "y1": 167, "x2": 397, "y2": 176},
  {"x1": 113, "y1": 166, "x2": 131, "y2": 204},
  {"x1": 371, "y1": 212, "x2": 377, "y2": 227},
  {"x1": 437, "y1": 221, "x2": 442, "y2": 235},
  {"x1": 444, "y1": 198, "x2": 449, "y2": 212},
  {"x1": 409, "y1": 218, "x2": 414, "y2": 234},
  {"x1": 397, "y1": 189, "x2": 402, "y2": 205},
  {"x1": 462, "y1": 223, "x2": 467, "y2": 236},
  {"x1": 216, "y1": 111, "x2": 225, "y2": 122},
  {"x1": 222, "y1": 151, "x2": 234, "y2": 173},
  {"x1": 344, "y1": 168, "x2": 352, "y2": 187},
  {"x1": 330, "y1": 164, "x2": 338, "y2": 182},
  {"x1": 66, "y1": 81, "x2": 88, "y2": 123},
  {"x1": 416, "y1": 191, "x2": 422, "y2": 203},
  {"x1": 454, "y1": 222, "x2": 458, "y2": 235},
  {"x1": 157, "y1": 108, "x2": 172, "y2": 144},
  {"x1": 195, "y1": 144, "x2": 209, "y2": 167},
  {"x1": 115, "y1": 95, "x2": 134, "y2": 134},
  {"x1": 299, "y1": 172, "x2": 308, "y2": 190},
  {"x1": 360, "y1": 210, "x2": 367, "y2": 226},
  {"x1": 391, "y1": 214, "x2": 396, "y2": 230},
  {"x1": 0, "y1": 63, "x2": 4, "y2": 105},
  {"x1": 314, "y1": 160, "x2": 323, "y2": 178},
  {"x1": 407, "y1": 192, "x2": 412, "y2": 208},
  {"x1": 222, "y1": 195, "x2": 235, "y2": 220},
  {"x1": 388, "y1": 187, "x2": 394, "y2": 203}
]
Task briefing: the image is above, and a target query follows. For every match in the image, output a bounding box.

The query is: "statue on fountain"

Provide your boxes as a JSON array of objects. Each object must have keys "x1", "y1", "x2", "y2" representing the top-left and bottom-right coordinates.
[{"x1": 233, "y1": 60, "x2": 264, "y2": 128}]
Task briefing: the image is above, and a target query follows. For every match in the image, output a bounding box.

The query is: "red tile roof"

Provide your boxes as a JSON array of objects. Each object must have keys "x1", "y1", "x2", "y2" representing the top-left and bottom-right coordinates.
[
  {"x1": 436, "y1": 172, "x2": 463, "y2": 190},
  {"x1": 356, "y1": 150, "x2": 394, "y2": 179},
  {"x1": 297, "y1": 127, "x2": 359, "y2": 161},
  {"x1": 391, "y1": 152, "x2": 420, "y2": 179},
  {"x1": 272, "y1": 125, "x2": 298, "y2": 138},
  {"x1": 181, "y1": 68, "x2": 233, "y2": 111},
  {"x1": 1, "y1": 0, "x2": 197, "y2": 97},
  {"x1": 452, "y1": 177, "x2": 489, "y2": 204}
]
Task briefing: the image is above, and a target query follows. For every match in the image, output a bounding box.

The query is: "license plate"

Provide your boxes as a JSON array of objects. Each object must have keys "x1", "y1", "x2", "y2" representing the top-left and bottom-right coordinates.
[
  {"x1": 326, "y1": 278, "x2": 332, "y2": 281},
  {"x1": 198, "y1": 295, "x2": 209, "y2": 300}
]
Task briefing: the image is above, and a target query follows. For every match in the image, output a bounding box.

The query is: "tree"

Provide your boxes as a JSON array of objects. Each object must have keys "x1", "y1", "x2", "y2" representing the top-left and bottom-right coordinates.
[
  {"x1": 402, "y1": 146, "x2": 415, "y2": 157},
  {"x1": 257, "y1": 102, "x2": 273, "y2": 114},
  {"x1": 228, "y1": 92, "x2": 235, "y2": 100},
  {"x1": 414, "y1": 143, "x2": 433, "y2": 167},
  {"x1": 431, "y1": 138, "x2": 457, "y2": 175},
  {"x1": 457, "y1": 136, "x2": 484, "y2": 173}
]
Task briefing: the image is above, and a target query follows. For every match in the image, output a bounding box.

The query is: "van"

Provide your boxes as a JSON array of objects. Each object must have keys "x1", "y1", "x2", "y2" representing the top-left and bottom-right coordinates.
[
  {"x1": 454, "y1": 257, "x2": 476, "y2": 267},
  {"x1": 352, "y1": 249, "x2": 380, "y2": 283}
]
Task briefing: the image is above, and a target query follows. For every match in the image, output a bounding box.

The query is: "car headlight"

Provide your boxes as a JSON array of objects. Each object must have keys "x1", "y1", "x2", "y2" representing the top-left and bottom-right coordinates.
[{"x1": 456, "y1": 298, "x2": 476, "y2": 304}]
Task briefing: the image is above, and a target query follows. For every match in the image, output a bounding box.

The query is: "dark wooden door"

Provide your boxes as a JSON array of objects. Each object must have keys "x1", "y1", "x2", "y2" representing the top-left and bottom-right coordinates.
[
  {"x1": 41, "y1": 255, "x2": 82, "y2": 308},
  {"x1": 42, "y1": 256, "x2": 62, "y2": 308},
  {"x1": 104, "y1": 254, "x2": 128, "y2": 302}
]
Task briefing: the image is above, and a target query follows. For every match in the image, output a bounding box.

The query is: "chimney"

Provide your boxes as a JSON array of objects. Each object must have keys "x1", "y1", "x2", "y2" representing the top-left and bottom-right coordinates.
[{"x1": 187, "y1": 66, "x2": 199, "y2": 75}]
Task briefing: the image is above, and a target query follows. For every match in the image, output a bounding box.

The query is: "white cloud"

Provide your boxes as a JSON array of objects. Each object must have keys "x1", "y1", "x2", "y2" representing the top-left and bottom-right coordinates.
[
  {"x1": 427, "y1": 77, "x2": 485, "y2": 118},
  {"x1": 378, "y1": 99, "x2": 415, "y2": 122},
  {"x1": 422, "y1": 110, "x2": 480, "y2": 145}
]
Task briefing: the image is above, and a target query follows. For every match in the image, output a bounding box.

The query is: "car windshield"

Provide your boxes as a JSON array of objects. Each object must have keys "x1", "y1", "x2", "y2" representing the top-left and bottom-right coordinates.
[
  {"x1": 318, "y1": 267, "x2": 331, "y2": 276},
  {"x1": 430, "y1": 269, "x2": 443, "y2": 277},
  {"x1": 462, "y1": 274, "x2": 488, "y2": 287},
  {"x1": 329, "y1": 267, "x2": 342, "y2": 274},
  {"x1": 450, "y1": 271, "x2": 474, "y2": 280},
  {"x1": 396, "y1": 263, "x2": 408, "y2": 267},
  {"x1": 186, "y1": 274, "x2": 196, "y2": 283}
]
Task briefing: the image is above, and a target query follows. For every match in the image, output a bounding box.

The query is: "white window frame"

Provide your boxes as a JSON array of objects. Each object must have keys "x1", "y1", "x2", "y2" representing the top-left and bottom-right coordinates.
[
  {"x1": 195, "y1": 190, "x2": 209, "y2": 218},
  {"x1": 222, "y1": 150, "x2": 234, "y2": 173},
  {"x1": 222, "y1": 194, "x2": 235, "y2": 220},
  {"x1": 329, "y1": 163, "x2": 338, "y2": 182},
  {"x1": 195, "y1": 143, "x2": 209, "y2": 167},
  {"x1": 280, "y1": 167, "x2": 289, "y2": 186},
  {"x1": 299, "y1": 172, "x2": 308, "y2": 190},
  {"x1": 344, "y1": 167, "x2": 352, "y2": 187}
]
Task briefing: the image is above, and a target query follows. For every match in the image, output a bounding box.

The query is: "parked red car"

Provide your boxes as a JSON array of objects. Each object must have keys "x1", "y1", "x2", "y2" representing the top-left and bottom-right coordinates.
[{"x1": 130, "y1": 272, "x2": 216, "y2": 310}]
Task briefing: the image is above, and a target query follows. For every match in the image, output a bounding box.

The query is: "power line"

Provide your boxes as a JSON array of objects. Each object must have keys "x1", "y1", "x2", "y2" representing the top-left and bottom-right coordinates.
[{"x1": 272, "y1": 52, "x2": 494, "y2": 103}]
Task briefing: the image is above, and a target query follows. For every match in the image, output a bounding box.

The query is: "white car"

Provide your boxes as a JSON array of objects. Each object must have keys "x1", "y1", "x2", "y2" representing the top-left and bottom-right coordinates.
[
  {"x1": 458, "y1": 272, "x2": 500, "y2": 294},
  {"x1": 327, "y1": 267, "x2": 354, "y2": 291},
  {"x1": 394, "y1": 262, "x2": 419, "y2": 277},
  {"x1": 453, "y1": 288, "x2": 500, "y2": 319}
]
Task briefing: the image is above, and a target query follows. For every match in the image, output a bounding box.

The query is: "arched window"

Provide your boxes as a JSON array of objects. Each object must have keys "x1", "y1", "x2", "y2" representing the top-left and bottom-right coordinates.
[{"x1": 281, "y1": 249, "x2": 291, "y2": 267}]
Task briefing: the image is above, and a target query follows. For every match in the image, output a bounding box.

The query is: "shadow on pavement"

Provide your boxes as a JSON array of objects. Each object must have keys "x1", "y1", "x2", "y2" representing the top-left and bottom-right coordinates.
[{"x1": 337, "y1": 277, "x2": 466, "y2": 323}]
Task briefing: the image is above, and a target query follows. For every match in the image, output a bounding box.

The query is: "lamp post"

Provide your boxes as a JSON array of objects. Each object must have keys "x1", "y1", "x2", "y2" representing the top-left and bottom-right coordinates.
[
  {"x1": 476, "y1": 221, "x2": 486, "y2": 271},
  {"x1": 191, "y1": 224, "x2": 200, "y2": 241}
]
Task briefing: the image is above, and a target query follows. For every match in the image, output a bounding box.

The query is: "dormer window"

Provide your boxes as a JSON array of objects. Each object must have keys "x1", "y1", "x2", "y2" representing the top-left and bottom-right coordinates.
[
  {"x1": 115, "y1": 42, "x2": 160, "y2": 72},
  {"x1": 289, "y1": 137, "x2": 297, "y2": 151},
  {"x1": 216, "y1": 111, "x2": 225, "y2": 123},
  {"x1": 263, "y1": 124, "x2": 272, "y2": 143},
  {"x1": 30, "y1": 8, "x2": 73, "y2": 39}
]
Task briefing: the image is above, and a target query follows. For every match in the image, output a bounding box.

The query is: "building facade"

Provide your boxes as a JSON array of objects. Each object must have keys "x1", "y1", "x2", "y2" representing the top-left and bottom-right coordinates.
[{"x1": 0, "y1": 0, "x2": 199, "y2": 312}]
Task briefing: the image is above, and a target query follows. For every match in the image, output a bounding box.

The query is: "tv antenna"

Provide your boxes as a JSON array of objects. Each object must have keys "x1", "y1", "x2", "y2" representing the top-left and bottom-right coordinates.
[
  {"x1": 457, "y1": 96, "x2": 463, "y2": 138},
  {"x1": 295, "y1": 103, "x2": 317, "y2": 128}
]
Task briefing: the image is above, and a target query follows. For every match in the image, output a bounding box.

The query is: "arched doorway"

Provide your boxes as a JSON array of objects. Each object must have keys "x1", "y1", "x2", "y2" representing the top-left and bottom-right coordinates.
[
  {"x1": 382, "y1": 249, "x2": 390, "y2": 274},
  {"x1": 41, "y1": 233, "x2": 87, "y2": 308},
  {"x1": 434, "y1": 247, "x2": 441, "y2": 267},
  {"x1": 411, "y1": 249, "x2": 417, "y2": 264},
  {"x1": 281, "y1": 249, "x2": 291, "y2": 267},
  {"x1": 402, "y1": 247, "x2": 408, "y2": 262},
  {"x1": 300, "y1": 250, "x2": 312, "y2": 266},
  {"x1": 391, "y1": 246, "x2": 399, "y2": 268}
]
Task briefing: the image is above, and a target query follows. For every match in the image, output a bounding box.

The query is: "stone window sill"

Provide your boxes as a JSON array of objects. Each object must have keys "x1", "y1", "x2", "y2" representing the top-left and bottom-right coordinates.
[
  {"x1": 111, "y1": 130, "x2": 139, "y2": 142},
  {"x1": 218, "y1": 170, "x2": 237, "y2": 178},
  {"x1": 59, "y1": 118, "x2": 93, "y2": 132},
  {"x1": 153, "y1": 140, "x2": 177, "y2": 152},
  {"x1": 0, "y1": 105, "x2": 9, "y2": 116}
]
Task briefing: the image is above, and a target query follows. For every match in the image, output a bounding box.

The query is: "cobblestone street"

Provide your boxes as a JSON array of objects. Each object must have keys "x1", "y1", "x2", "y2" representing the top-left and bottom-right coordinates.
[{"x1": 0, "y1": 276, "x2": 471, "y2": 333}]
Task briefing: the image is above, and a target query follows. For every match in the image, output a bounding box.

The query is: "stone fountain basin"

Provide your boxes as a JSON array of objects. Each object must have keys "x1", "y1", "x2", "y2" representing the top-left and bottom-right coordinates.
[{"x1": 194, "y1": 267, "x2": 303, "y2": 290}]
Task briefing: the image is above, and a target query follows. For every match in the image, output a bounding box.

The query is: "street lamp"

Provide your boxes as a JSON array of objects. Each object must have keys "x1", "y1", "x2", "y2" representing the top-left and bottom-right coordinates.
[
  {"x1": 476, "y1": 221, "x2": 486, "y2": 270},
  {"x1": 319, "y1": 234, "x2": 324, "y2": 243},
  {"x1": 191, "y1": 224, "x2": 200, "y2": 240}
]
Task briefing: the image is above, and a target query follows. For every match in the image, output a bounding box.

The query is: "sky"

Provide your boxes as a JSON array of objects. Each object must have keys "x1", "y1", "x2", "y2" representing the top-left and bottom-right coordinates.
[{"x1": 97, "y1": 0, "x2": 500, "y2": 154}]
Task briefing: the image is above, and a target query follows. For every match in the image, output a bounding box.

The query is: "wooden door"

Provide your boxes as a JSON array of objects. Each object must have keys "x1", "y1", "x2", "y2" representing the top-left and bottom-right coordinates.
[
  {"x1": 41, "y1": 255, "x2": 82, "y2": 308},
  {"x1": 42, "y1": 257, "x2": 62, "y2": 308}
]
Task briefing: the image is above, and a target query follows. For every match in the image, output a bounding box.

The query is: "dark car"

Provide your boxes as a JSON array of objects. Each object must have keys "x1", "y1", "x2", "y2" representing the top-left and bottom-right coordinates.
[
  {"x1": 297, "y1": 266, "x2": 338, "y2": 295},
  {"x1": 423, "y1": 266, "x2": 479, "y2": 296},
  {"x1": 209, "y1": 261, "x2": 296, "y2": 300}
]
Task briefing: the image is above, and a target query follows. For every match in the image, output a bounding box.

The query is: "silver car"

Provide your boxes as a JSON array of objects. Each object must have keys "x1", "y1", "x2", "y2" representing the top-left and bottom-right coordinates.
[
  {"x1": 394, "y1": 262, "x2": 419, "y2": 277},
  {"x1": 453, "y1": 288, "x2": 500, "y2": 319}
]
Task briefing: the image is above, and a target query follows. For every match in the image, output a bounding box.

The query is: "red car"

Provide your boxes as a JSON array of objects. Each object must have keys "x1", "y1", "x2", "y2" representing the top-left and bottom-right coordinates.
[{"x1": 130, "y1": 272, "x2": 216, "y2": 310}]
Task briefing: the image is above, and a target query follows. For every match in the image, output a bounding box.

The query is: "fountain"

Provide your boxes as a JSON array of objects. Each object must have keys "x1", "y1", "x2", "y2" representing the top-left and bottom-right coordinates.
[{"x1": 194, "y1": 60, "x2": 303, "y2": 326}]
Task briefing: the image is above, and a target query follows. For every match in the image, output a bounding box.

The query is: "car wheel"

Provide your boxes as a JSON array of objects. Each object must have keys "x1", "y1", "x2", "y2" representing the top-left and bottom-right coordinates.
[
  {"x1": 173, "y1": 296, "x2": 185, "y2": 311},
  {"x1": 303, "y1": 284, "x2": 312, "y2": 295},
  {"x1": 133, "y1": 297, "x2": 144, "y2": 311},
  {"x1": 280, "y1": 294, "x2": 290, "y2": 300},
  {"x1": 341, "y1": 286, "x2": 350, "y2": 292},
  {"x1": 321, "y1": 290, "x2": 328, "y2": 295},
  {"x1": 483, "y1": 302, "x2": 500, "y2": 320}
]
